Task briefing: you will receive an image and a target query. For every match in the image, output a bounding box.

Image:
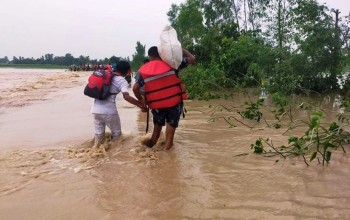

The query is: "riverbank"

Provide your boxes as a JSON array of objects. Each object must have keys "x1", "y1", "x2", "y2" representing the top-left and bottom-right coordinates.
[{"x1": 0, "y1": 64, "x2": 68, "y2": 69}]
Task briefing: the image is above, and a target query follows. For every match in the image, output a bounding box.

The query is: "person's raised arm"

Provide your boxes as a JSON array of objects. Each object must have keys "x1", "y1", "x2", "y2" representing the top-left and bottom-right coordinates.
[
  {"x1": 182, "y1": 48, "x2": 196, "y2": 64},
  {"x1": 132, "y1": 83, "x2": 143, "y2": 101}
]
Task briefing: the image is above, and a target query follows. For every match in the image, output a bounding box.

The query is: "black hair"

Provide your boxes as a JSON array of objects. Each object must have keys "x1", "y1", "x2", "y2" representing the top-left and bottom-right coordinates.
[
  {"x1": 143, "y1": 57, "x2": 150, "y2": 64},
  {"x1": 148, "y1": 46, "x2": 160, "y2": 58},
  {"x1": 116, "y1": 60, "x2": 130, "y2": 75}
]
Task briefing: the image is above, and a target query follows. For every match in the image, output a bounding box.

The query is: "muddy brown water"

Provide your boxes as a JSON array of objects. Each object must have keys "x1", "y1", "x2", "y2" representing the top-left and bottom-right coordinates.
[{"x1": 0, "y1": 69, "x2": 349, "y2": 220}]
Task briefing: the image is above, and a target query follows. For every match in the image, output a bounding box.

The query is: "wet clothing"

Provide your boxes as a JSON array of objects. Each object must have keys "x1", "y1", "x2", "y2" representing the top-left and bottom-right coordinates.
[
  {"x1": 152, "y1": 103, "x2": 183, "y2": 128},
  {"x1": 91, "y1": 75, "x2": 128, "y2": 138},
  {"x1": 135, "y1": 57, "x2": 189, "y2": 128},
  {"x1": 93, "y1": 113, "x2": 121, "y2": 138}
]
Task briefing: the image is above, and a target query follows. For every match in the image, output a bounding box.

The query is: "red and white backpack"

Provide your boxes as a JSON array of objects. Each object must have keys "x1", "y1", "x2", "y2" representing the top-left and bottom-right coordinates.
[{"x1": 83, "y1": 69, "x2": 116, "y2": 100}]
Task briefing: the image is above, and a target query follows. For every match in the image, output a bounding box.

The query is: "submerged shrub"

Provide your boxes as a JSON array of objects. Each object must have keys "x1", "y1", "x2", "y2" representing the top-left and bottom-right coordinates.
[{"x1": 180, "y1": 63, "x2": 230, "y2": 100}]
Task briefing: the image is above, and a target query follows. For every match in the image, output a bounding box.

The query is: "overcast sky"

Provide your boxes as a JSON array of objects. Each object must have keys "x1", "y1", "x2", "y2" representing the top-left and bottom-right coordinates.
[{"x1": 0, "y1": 0, "x2": 349, "y2": 60}]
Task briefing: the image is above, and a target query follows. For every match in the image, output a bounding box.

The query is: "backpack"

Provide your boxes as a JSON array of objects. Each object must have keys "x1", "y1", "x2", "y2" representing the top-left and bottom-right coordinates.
[{"x1": 84, "y1": 69, "x2": 116, "y2": 100}]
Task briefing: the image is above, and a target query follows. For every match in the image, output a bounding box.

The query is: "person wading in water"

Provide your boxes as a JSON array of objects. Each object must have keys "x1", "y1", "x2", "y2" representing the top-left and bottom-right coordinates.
[{"x1": 133, "y1": 46, "x2": 195, "y2": 150}]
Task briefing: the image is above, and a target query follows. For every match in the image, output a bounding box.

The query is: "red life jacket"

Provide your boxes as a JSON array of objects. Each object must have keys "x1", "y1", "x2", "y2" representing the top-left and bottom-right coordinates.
[{"x1": 139, "y1": 60, "x2": 188, "y2": 109}]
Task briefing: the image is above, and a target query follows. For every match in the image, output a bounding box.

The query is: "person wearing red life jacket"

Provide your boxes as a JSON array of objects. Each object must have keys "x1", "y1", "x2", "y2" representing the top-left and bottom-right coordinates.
[{"x1": 133, "y1": 46, "x2": 195, "y2": 150}]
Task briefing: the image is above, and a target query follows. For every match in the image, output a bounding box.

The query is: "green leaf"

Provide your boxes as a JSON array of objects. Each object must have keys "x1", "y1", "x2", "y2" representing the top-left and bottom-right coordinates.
[
  {"x1": 325, "y1": 151, "x2": 332, "y2": 162},
  {"x1": 310, "y1": 152, "x2": 317, "y2": 161},
  {"x1": 288, "y1": 137, "x2": 298, "y2": 144}
]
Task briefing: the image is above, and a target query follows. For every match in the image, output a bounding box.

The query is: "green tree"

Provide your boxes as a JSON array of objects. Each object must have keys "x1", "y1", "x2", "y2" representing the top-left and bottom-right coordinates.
[
  {"x1": 340, "y1": 12, "x2": 350, "y2": 63},
  {"x1": 131, "y1": 41, "x2": 146, "y2": 71},
  {"x1": 78, "y1": 55, "x2": 90, "y2": 65},
  {"x1": 0, "y1": 56, "x2": 9, "y2": 63},
  {"x1": 44, "y1": 53, "x2": 54, "y2": 64},
  {"x1": 64, "y1": 53, "x2": 75, "y2": 65},
  {"x1": 290, "y1": 0, "x2": 341, "y2": 92},
  {"x1": 168, "y1": 0, "x2": 205, "y2": 48}
]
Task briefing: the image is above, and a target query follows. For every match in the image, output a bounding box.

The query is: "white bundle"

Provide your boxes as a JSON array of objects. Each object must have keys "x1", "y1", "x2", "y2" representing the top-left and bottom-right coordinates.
[{"x1": 158, "y1": 25, "x2": 183, "y2": 69}]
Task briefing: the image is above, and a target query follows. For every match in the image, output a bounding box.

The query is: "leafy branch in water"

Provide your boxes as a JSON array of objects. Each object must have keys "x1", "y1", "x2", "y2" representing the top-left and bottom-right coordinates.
[
  {"x1": 208, "y1": 93, "x2": 271, "y2": 129},
  {"x1": 208, "y1": 92, "x2": 350, "y2": 166},
  {"x1": 250, "y1": 111, "x2": 350, "y2": 166},
  {"x1": 208, "y1": 104, "x2": 254, "y2": 128},
  {"x1": 271, "y1": 92, "x2": 292, "y2": 121},
  {"x1": 238, "y1": 98, "x2": 264, "y2": 123}
]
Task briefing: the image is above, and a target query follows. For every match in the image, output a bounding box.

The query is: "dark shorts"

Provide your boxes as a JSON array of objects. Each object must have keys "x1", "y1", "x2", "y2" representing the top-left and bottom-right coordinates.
[{"x1": 152, "y1": 104, "x2": 183, "y2": 128}]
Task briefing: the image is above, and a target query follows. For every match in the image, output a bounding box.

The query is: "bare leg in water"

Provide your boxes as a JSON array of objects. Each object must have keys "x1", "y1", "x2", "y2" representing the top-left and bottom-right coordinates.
[
  {"x1": 144, "y1": 125, "x2": 162, "y2": 148},
  {"x1": 165, "y1": 124, "x2": 176, "y2": 150},
  {"x1": 145, "y1": 124, "x2": 175, "y2": 150}
]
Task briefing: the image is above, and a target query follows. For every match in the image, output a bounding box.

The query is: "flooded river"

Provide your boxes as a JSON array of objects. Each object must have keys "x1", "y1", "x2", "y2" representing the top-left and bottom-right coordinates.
[{"x1": 0, "y1": 69, "x2": 349, "y2": 219}]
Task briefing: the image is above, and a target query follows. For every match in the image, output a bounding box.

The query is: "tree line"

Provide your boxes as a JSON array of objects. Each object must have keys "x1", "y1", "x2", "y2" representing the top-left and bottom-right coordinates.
[
  {"x1": 0, "y1": 53, "x2": 129, "y2": 68},
  {"x1": 165, "y1": 0, "x2": 350, "y2": 96},
  {"x1": 0, "y1": 48, "x2": 147, "y2": 73}
]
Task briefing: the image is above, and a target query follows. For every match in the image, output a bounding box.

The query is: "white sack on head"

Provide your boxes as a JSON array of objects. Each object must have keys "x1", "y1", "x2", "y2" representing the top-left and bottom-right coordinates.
[{"x1": 158, "y1": 25, "x2": 183, "y2": 69}]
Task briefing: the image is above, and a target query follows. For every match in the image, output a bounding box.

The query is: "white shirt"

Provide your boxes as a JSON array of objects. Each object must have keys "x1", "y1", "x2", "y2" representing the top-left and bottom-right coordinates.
[{"x1": 91, "y1": 76, "x2": 129, "y2": 114}]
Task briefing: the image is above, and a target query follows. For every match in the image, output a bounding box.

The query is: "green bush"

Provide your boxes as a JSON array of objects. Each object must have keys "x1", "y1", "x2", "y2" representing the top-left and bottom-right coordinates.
[{"x1": 180, "y1": 63, "x2": 230, "y2": 100}]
